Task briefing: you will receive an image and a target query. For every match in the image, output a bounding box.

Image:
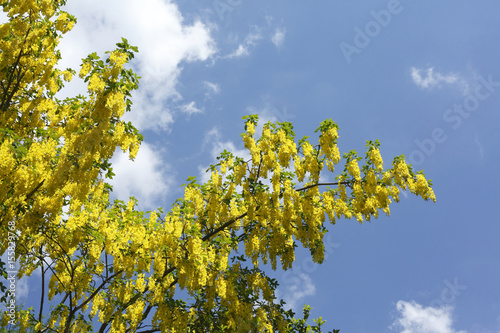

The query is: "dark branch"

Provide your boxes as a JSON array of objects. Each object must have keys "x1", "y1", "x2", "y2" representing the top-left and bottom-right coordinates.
[{"x1": 295, "y1": 181, "x2": 352, "y2": 192}]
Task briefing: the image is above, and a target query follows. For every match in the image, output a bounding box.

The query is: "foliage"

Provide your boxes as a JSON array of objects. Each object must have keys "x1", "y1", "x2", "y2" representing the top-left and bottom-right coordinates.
[{"x1": 0, "y1": 0, "x2": 435, "y2": 332}]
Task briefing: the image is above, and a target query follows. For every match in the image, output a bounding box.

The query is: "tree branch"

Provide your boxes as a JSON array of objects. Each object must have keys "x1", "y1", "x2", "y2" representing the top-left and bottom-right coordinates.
[
  {"x1": 74, "y1": 269, "x2": 124, "y2": 313},
  {"x1": 1, "y1": 27, "x2": 31, "y2": 111},
  {"x1": 91, "y1": 177, "x2": 352, "y2": 331},
  {"x1": 38, "y1": 247, "x2": 45, "y2": 327},
  {"x1": 295, "y1": 181, "x2": 352, "y2": 192},
  {"x1": 202, "y1": 212, "x2": 248, "y2": 242}
]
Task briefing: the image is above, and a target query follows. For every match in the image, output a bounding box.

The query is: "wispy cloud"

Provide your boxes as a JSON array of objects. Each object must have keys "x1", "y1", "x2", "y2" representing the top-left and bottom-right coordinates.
[
  {"x1": 474, "y1": 134, "x2": 485, "y2": 160},
  {"x1": 410, "y1": 67, "x2": 469, "y2": 95},
  {"x1": 391, "y1": 301, "x2": 466, "y2": 333},
  {"x1": 226, "y1": 44, "x2": 250, "y2": 58},
  {"x1": 17, "y1": 278, "x2": 29, "y2": 299},
  {"x1": 271, "y1": 28, "x2": 286, "y2": 48},
  {"x1": 278, "y1": 273, "x2": 316, "y2": 311},
  {"x1": 180, "y1": 101, "x2": 203, "y2": 115},
  {"x1": 221, "y1": 21, "x2": 286, "y2": 58},
  {"x1": 245, "y1": 103, "x2": 295, "y2": 138},
  {"x1": 203, "y1": 81, "x2": 220, "y2": 98},
  {"x1": 224, "y1": 30, "x2": 262, "y2": 58},
  {"x1": 198, "y1": 127, "x2": 251, "y2": 183}
]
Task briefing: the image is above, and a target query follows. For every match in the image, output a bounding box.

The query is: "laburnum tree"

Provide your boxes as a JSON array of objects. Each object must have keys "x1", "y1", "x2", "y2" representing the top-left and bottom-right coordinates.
[{"x1": 0, "y1": 0, "x2": 436, "y2": 332}]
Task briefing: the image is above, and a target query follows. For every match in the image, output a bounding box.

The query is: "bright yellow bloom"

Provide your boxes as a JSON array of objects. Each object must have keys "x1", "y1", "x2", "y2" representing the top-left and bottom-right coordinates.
[{"x1": 0, "y1": 0, "x2": 435, "y2": 330}]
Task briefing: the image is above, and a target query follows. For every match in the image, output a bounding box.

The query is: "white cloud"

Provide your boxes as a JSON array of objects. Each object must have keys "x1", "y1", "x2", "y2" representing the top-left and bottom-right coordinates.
[
  {"x1": 0, "y1": 10, "x2": 7, "y2": 24},
  {"x1": 245, "y1": 31, "x2": 263, "y2": 46},
  {"x1": 58, "y1": 0, "x2": 216, "y2": 131},
  {"x1": 410, "y1": 67, "x2": 469, "y2": 94},
  {"x1": 246, "y1": 105, "x2": 278, "y2": 139},
  {"x1": 110, "y1": 142, "x2": 173, "y2": 209},
  {"x1": 278, "y1": 273, "x2": 316, "y2": 311},
  {"x1": 271, "y1": 28, "x2": 286, "y2": 48},
  {"x1": 474, "y1": 134, "x2": 485, "y2": 160},
  {"x1": 410, "y1": 67, "x2": 458, "y2": 88},
  {"x1": 391, "y1": 301, "x2": 466, "y2": 333},
  {"x1": 224, "y1": 30, "x2": 262, "y2": 58},
  {"x1": 221, "y1": 23, "x2": 286, "y2": 58},
  {"x1": 203, "y1": 81, "x2": 220, "y2": 98},
  {"x1": 17, "y1": 278, "x2": 29, "y2": 299},
  {"x1": 226, "y1": 44, "x2": 250, "y2": 58},
  {"x1": 198, "y1": 127, "x2": 250, "y2": 183},
  {"x1": 203, "y1": 127, "x2": 251, "y2": 161},
  {"x1": 246, "y1": 103, "x2": 295, "y2": 138},
  {"x1": 180, "y1": 101, "x2": 203, "y2": 115},
  {"x1": 197, "y1": 165, "x2": 213, "y2": 185}
]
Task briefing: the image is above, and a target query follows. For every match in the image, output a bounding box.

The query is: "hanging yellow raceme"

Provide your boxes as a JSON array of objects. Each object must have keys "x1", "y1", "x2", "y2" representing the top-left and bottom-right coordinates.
[{"x1": 0, "y1": 1, "x2": 435, "y2": 332}]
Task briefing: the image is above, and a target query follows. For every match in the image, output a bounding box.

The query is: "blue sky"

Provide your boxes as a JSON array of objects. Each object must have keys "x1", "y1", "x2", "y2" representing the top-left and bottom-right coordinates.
[{"x1": 7, "y1": 0, "x2": 500, "y2": 331}]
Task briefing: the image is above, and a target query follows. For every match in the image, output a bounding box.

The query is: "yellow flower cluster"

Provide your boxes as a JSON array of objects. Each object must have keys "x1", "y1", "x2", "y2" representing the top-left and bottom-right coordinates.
[
  {"x1": 55, "y1": 12, "x2": 75, "y2": 33},
  {"x1": 0, "y1": 2, "x2": 145, "y2": 330},
  {"x1": 347, "y1": 159, "x2": 361, "y2": 180},
  {"x1": 109, "y1": 50, "x2": 128, "y2": 77},
  {"x1": 0, "y1": 0, "x2": 437, "y2": 331},
  {"x1": 79, "y1": 62, "x2": 92, "y2": 78},
  {"x1": 369, "y1": 147, "x2": 384, "y2": 171},
  {"x1": 319, "y1": 127, "x2": 341, "y2": 172},
  {"x1": 88, "y1": 73, "x2": 106, "y2": 93}
]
